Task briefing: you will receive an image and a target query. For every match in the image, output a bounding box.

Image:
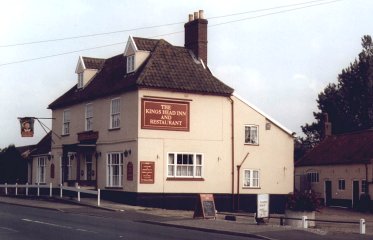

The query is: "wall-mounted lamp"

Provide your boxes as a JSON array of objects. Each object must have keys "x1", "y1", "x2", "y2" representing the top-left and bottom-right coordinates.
[
  {"x1": 48, "y1": 154, "x2": 54, "y2": 161},
  {"x1": 95, "y1": 151, "x2": 101, "y2": 159}
]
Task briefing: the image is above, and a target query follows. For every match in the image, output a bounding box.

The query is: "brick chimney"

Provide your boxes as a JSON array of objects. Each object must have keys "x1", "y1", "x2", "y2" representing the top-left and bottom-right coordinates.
[
  {"x1": 184, "y1": 10, "x2": 208, "y2": 65},
  {"x1": 322, "y1": 113, "x2": 332, "y2": 139}
]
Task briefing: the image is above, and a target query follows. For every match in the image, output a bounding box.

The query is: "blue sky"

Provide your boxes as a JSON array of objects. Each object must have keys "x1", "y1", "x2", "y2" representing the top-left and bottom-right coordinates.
[{"x1": 0, "y1": 0, "x2": 370, "y2": 148}]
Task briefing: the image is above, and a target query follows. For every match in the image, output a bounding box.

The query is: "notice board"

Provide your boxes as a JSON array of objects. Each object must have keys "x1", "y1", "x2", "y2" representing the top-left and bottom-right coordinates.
[
  {"x1": 193, "y1": 194, "x2": 216, "y2": 219},
  {"x1": 257, "y1": 193, "x2": 269, "y2": 218},
  {"x1": 140, "y1": 161, "x2": 154, "y2": 184}
]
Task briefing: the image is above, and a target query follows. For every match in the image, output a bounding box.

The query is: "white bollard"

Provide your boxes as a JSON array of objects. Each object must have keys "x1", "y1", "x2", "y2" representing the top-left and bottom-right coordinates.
[
  {"x1": 302, "y1": 216, "x2": 308, "y2": 229},
  {"x1": 26, "y1": 183, "x2": 29, "y2": 196},
  {"x1": 49, "y1": 183, "x2": 52, "y2": 197},
  {"x1": 360, "y1": 219, "x2": 366, "y2": 235},
  {"x1": 97, "y1": 189, "x2": 101, "y2": 206},
  {"x1": 5, "y1": 183, "x2": 7, "y2": 195},
  {"x1": 37, "y1": 183, "x2": 40, "y2": 197},
  {"x1": 15, "y1": 183, "x2": 18, "y2": 196},
  {"x1": 77, "y1": 186, "x2": 81, "y2": 202},
  {"x1": 60, "y1": 184, "x2": 63, "y2": 198}
]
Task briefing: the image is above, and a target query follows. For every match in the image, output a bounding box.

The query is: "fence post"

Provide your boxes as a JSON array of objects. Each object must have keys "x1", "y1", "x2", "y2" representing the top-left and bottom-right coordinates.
[
  {"x1": 37, "y1": 183, "x2": 40, "y2": 197},
  {"x1": 280, "y1": 216, "x2": 284, "y2": 226},
  {"x1": 77, "y1": 186, "x2": 80, "y2": 202},
  {"x1": 302, "y1": 216, "x2": 308, "y2": 229},
  {"x1": 26, "y1": 183, "x2": 29, "y2": 196},
  {"x1": 5, "y1": 183, "x2": 7, "y2": 195},
  {"x1": 360, "y1": 219, "x2": 366, "y2": 235},
  {"x1": 97, "y1": 189, "x2": 100, "y2": 206},
  {"x1": 49, "y1": 183, "x2": 52, "y2": 197},
  {"x1": 60, "y1": 184, "x2": 63, "y2": 198},
  {"x1": 15, "y1": 183, "x2": 18, "y2": 196}
]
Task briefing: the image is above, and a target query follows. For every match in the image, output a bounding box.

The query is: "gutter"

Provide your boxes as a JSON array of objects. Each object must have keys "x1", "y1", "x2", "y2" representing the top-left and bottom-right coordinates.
[{"x1": 236, "y1": 152, "x2": 250, "y2": 210}]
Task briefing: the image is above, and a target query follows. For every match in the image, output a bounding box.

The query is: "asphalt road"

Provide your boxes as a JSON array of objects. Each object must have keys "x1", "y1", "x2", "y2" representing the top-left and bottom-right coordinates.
[{"x1": 0, "y1": 203, "x2": 258, "y2": 240}]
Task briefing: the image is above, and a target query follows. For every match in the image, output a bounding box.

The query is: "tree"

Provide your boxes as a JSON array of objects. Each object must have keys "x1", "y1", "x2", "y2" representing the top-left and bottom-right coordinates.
[{"x1": 298, "y1": 35, "x2": 373, "y2": 158}]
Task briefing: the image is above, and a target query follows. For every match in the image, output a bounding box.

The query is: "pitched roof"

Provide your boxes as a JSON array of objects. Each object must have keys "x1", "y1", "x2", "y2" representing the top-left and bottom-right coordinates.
[
  {"x1": 82, "y1": 57, "x2": 105, "y2": 69},
  {"x1": 296, "y1": 129, "x2": 373, "y2": 167},
  {"x1": 49, "y1": 38, "x2": 233, "y2": 109},
  {"x1": 31, "y1": 132, "x2": 51, "y2": 156}
]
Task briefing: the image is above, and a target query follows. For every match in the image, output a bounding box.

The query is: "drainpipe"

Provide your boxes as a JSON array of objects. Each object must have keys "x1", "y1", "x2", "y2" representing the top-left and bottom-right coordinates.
[
  {"x1": 236, "y1": 152, "x2": 250, "y2": 210},
  {"x1": 229, "y1": 97, "x2": 235, "y2": 211}
]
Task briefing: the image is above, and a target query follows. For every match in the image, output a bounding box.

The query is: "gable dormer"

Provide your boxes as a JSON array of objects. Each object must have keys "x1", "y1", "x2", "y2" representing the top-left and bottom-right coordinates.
[
  {"x1": 75, "y1": 56, "x2": 105, "y2": 89},
  {"x1": 124, "y1": 36, "x2": 151, "y2": 73}
]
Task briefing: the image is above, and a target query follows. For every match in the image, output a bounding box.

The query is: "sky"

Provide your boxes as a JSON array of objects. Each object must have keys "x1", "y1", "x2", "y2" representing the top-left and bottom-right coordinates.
[{"x1": 0, "y1": 0, "x2": 371, "y2": 148}]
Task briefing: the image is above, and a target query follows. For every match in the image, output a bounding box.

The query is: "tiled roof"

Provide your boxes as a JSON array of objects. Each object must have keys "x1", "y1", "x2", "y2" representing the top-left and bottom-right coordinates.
[
  {"x1": 296, "y1": 129, "x2": 373, "y2": 167},
  {"x1": 82, "y1": 57, "x2": 105, "y2": 69},
  {"x1": 49, "y1": 38, "x2": 233, "y2": 109},
  {"x1": 133, "y1": 37, "x2": 159, "y2": 51}
]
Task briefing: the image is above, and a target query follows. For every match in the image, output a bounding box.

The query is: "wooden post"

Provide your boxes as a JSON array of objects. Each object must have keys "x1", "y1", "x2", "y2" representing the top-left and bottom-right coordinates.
[
  {"x1": 77, "y1": 186, "x2": 81, "y2": 202},
  {"x1": 49, "y1": 183, "x2": 52, "y2": 197},
  {"x1": 26, "y1": 183, "x2": 29, "y2": 196},
  {"x1": 15, "y1": 183, "x2": 18, "y2": 196},
  {"x1": 5, "y1": 183, "x2": 7, "y2": 195},
  {"x1": 60, "y1": 184, "x2": 63, "y2": 198},
  {"x1": 37, "y1": 183, "x2": 40, "y2": 196}
]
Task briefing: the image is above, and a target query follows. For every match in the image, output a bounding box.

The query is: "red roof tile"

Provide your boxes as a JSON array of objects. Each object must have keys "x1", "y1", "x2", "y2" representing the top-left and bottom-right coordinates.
[{"x1": 296, "y1": 129, "x2": 373, "y2": 166}]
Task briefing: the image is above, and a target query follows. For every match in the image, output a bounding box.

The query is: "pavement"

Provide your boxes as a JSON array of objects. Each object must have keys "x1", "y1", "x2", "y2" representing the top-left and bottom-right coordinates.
[{"x1": 0, "y1": 195, "x2": 373, "y2": 240}]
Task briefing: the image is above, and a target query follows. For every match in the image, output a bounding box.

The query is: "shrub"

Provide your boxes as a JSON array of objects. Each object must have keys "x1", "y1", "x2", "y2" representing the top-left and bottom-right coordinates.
[{"x1": 286, "y1": 190, "x2": 322, "y2": 212}]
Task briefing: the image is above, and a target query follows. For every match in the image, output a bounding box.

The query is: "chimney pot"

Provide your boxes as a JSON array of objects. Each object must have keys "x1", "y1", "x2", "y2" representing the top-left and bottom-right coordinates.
[
  {"x1": 194, "y1": 12, "x2": 199, "y2": 20},
  {"x1": 188, "y1": 14, "x2": 194, "y2": 22},
  {"x1": 199, "y1": 10, "x2": 204, "y2": 19}
]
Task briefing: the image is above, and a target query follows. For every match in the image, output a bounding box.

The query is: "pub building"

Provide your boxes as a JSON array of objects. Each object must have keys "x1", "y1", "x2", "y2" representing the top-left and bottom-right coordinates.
[{"x1": 34, "y1": 10, "x2": 294, "y2": 212}]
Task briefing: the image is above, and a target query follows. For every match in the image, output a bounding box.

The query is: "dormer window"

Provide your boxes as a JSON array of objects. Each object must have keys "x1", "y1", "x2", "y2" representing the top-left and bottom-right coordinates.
[
  {"x1": 78, "y1": 72, "x2": 83, "y2": 89},
  {"x1": 127, "y1": 55, "x2": 135, "y2": 73}
]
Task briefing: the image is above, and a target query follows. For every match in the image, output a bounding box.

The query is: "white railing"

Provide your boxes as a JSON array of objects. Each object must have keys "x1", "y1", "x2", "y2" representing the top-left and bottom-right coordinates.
[
  {"x1": 0, "y1": 183, "x2": 53, "y2": 197},
  {"x1": 0, "y1": 183, "x2": 101, "y2": 207},
  {"x1": 60, "y1": 185, "x2": 101, "y2": 206}
]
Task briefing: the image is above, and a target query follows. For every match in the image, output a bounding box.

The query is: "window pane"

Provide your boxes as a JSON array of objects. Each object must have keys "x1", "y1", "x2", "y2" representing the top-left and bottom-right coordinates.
[
  {"x1": 177, "y1": 154, "x2": 182, "y2": 164},
  {"x1": 168, "y1": 154, "x2": 174, "y2": 164},
  {"x1": 168, "y1": 166, "x2": 174, "y2": 176},
  {"x1": 182, "y1": 154, "x2": 188, "y2": 164},
  {"x1": 196, "y1": 155, "x2": 202, "y2": 165},
  {"x1": 196, "y1": 166, "x2": 202, "y2": 176}
]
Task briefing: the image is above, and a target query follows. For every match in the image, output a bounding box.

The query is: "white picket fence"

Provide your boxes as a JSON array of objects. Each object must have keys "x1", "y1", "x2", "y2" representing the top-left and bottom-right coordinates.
[{"x1": 0, "y1": 183, "x2": 100, "y2": 206}]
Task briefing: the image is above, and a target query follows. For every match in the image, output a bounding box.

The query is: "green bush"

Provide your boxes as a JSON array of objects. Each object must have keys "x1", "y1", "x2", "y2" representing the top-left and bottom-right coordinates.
[{"x1": 286, "y1": 190, "x2": 322, "y2": 212}]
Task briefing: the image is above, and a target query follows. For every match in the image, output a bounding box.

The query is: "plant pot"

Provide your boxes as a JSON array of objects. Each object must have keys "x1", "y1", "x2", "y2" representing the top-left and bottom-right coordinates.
[{"x1": 284, "y1": 209, "x2": 316, "y2": 228}]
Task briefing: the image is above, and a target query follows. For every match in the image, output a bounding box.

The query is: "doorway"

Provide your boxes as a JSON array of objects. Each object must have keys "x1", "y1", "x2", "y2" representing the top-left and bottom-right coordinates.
[
  {"x1": 325, "y1": 180, "x2": 332, "y2": 206},
  {"x1": 352, "y1": 180, "x2": 359, "y2": 209},
  {"x1": 85, "y1": 154, "x2": 93, "y2": 181}
]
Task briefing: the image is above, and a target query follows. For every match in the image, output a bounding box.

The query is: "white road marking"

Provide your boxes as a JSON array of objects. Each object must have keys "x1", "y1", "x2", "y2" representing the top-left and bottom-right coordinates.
[
  {"x1": 0, "y1": 226, "x2": 18, "y2": 233},
  {"x1": 21, "y1": 218, "x2": 97, "y2": 234}
]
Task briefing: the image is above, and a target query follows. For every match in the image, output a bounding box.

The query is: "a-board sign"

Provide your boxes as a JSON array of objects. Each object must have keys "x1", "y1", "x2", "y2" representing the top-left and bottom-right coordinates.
[
  {"x1": 193, "y1": 194, "x2": 216, "y2": 219},
  {"x1": 140, "y1": 161, "x2": 155, "y2": 184},
  {"x1": 257, "y1": 193, "x2": 270, "y2": 218}
]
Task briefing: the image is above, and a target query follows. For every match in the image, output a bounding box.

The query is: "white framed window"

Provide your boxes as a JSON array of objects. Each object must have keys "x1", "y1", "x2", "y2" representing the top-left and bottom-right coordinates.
[
  {"x1": 338, "y1": 179, "x2": 345, "y2": 190},
  {"x1": 361, "y1": 180, "x2": 367, "y2": 193},
  {"x1": 167, "y1": 153, "x2": 203, "y2": 178},
  {"x1": 66, "y1": 152, "x2": 75, "y2": 180},
  {"x1": 243, "y1": 169, "x2": 260, "y2": 188},
  {"x1": 110, "y1": 98, "x2": 121, "y2": 129},
  {"x1": 62, "y1": 109, "x2": 70, "y2": 135},
  {"x1": 245, "y1": 125, "x2": 258, "y2": 145},
  {"x1": 37, "y1": 157, "x2": 47, "y2": 184},
  {"x1": 127, "y1": 55, "x2": 135, "y2": 73},
  {"x1": 78, "y1": 72, "x2": 83, "y2": 88},
  {"x1": 85, "y1": 103, "x2": 93, "y2": 131},
  {"x1": 307, "y1": 171, "x2": 319, "y2": 183},
  {"x1": 107, "y1": 152, "x2": 123, "y2": 187}
]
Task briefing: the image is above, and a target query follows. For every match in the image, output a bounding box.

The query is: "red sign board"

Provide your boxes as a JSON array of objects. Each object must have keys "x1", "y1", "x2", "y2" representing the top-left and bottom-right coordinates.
[
  {"x1": 20, "y1": 117, "x2": 34, "y2": 137},
  {"x1": 141, "y1": 99, "x2": 189, "y2": 131},
  {"x1": 140, "y1": 161, "x2": 155, "y2": 184}
]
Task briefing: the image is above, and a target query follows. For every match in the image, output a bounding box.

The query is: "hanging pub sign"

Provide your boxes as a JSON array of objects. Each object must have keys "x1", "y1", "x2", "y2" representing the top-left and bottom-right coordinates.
[
  {"x1": 19, "y1": 117, "x2": 34, "y2": 137},
  {"x1": 141, "y1": 99, "x2": 190, "y2": 131}
]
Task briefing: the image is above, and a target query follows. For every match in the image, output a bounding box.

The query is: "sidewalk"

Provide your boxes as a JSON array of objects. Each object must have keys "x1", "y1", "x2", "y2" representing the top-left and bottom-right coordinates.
[{"x1": 0, "y1": 195, "x2": 372, "y2": 240}]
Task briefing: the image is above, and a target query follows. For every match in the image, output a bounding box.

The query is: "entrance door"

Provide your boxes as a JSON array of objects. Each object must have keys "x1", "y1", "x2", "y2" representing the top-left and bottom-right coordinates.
[
  {"x1": 86, "y1": 154, "x2": 93, "y2": 181},
  {"x1": 325, "y1": 180, "x2": 332, "y2": 206},
  {"x1": 352, "y1": 180, "x2": 359, "y2": 209}
]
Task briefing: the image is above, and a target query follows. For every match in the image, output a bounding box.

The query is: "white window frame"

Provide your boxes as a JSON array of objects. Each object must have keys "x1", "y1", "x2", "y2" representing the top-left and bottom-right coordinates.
[
  {"x1": 66, "y1": 152, "x2": 75, "y2": 181},
  {"x1": 62, "y1": 109, "x2": 70, "y2": 135},
  {"x1": 106, "y1": 152, "x2": 124, "y2": 187},
  {"x1": 244, "y1": 125, "x2": 259, "y2": 145},
  {"x1": 36, "y1": 156, "x2": 47, "y2": 184},
  {"x1": 127, "y1": 55, "x2": 135, "y2": 73},
  {"x1": 243, "y1": 169, "x2": 260, "y2": 188},
  {"x1": 85, "y1": 103, "x2": 93, "y2": 131},
  {"x1": 361, "y1": 179, "x2": 367, "y2": 193},
  {"x1": 338, "y1": 179, "x2": 346, "y2": 190},
  {"x1": 78, "y1": 72, "x2": 83, "y2": 88},
  {"x1": 110, "y1": 98, "x2": 121, "y2": 129},
  {"x1": 167, "y1": 152, "x2": 203, "y2": 178},
  {"x1": 307, "y1": 171, "x2": 319, "y2": 183}
]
